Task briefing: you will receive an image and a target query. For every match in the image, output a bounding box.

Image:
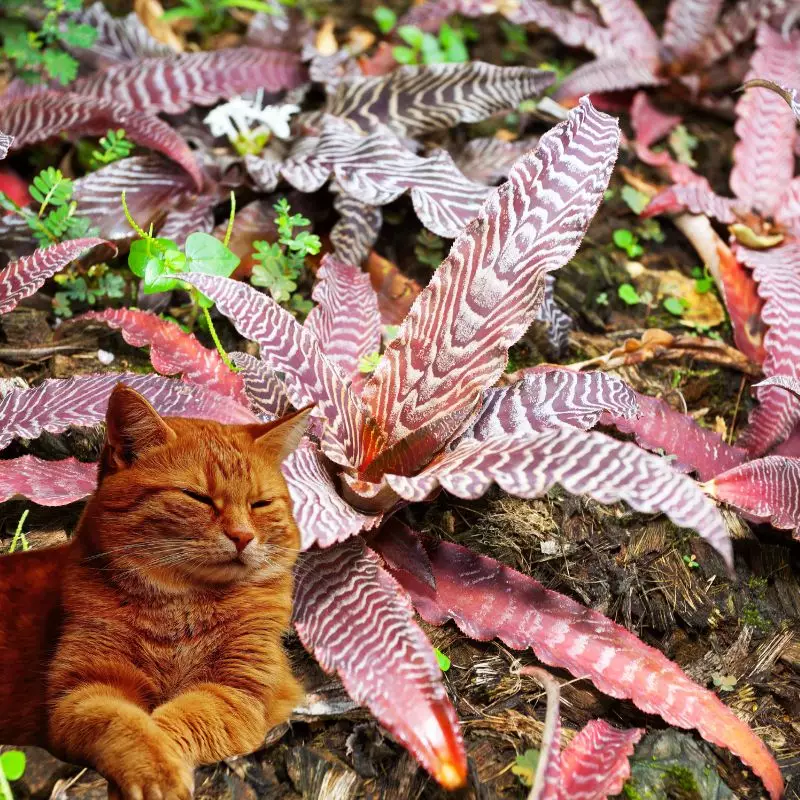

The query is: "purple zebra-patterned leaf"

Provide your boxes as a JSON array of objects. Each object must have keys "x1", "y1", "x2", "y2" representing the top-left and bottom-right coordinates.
[
  {"x1": 741, "y1": 79, "x2": 800, "y2": 122},
  {"x1": 468, "y1": 367, "x2": 638, "y2": 440},
  {"x1": 293, "y1": 537, "x2": 467, "y2": 789},
  {"x1": 454, "y1": 136, "x2": 539, "y2": 185},
  {"x1": 0, "y1": 94, "x2": 202, "y2": 189},
  {"x1": 642, "y1": 180, "x2": 739, "y2": 224},
  {"x1": 0, "y1": 131, "x2": 12, "y2": 160},
  {"x1": 736, "y1": 243, "x2": 800, "y2": 455},
  {"x1": 774, "y1": 426, "x2": 800, "y2": 457},
  {"x1": 558, "y1": 720, "x2": 643, "y2": 800},
  {"x1": 0, "y1": 238, "x2": 113, "y2": 315},
  {"x1": 756, "y1": 375, "x2": 800, "y2": 397},
  {"x1": 71, "y1": 47, "x2": 306, "y2": 114},
  {"x1": 72, "y1": 156, "x2": 195, "y2": 242},
  {"x1": 706, "y1": 456, "x2": 800, "y2": 533},
  {"x1": 694, "y1": 0, "x2": 792, "y2": 69},
  {"x1": 0, "y1": 373, "x2": 256, "y2": 451},
  {"x1": 661, "y1": 0, "x2": 723, "y2": 64},
  {"x1": 278, "y1": 119, "x2": 491, "y2": 238},
  {"x1": 229, "y1": 352, "x2": 292, "y2": 420},
  {"x1": 282, "y1": 440, "x2": 381, "y2": 550},
  {"x1": 360, "y1": 99, "x2": 619, "y2": 466},
  {"x1": 157, "y1": 193, "x2": 216, "y2": 247},
  {"x1": 386, "y1": 426, "x2": 733, "y2": 567},
  {"x1": 536, "y1": 275, "x2": 572, "y2": 356},
  {"x1": 554, "y1": 58, "x2": 661, "y2": 103},
  {"x1": 380, "y1": 531, "x2": 783, "y2": 800},
  {"x1": 330, "y1": 192, "x2": 382, "y2": 266},
  {"x1": 73, "y1": 308, "x2": 246, "y2": 402},
  {"x1": 0, "y1": 456, "x2": 97, "y2": 506},
  {"x1": 730, "y1": 25, "x2": 799, "y2": 217},
  {"x1": 603, "y1": 392, "x2": 747, "y2": 481},
  {"x1": 176, "y1": 273, "x2": 386, "y2": 469},
  {"x1": 67, "y1": 1, "x2": 174, "y2": 68},
  {"x1": 304, "y1": 255, "x2": 382, "y2": 383},
  {"x1": 324, "y1": 62, "x2": 554, "y2": 138},
  {"x1": 588, "y1": 0, "x2": 659, "y2": 63}
]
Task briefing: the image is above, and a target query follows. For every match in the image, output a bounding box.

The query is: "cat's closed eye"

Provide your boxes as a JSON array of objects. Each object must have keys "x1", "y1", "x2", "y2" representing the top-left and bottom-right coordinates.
[
  {"x1": 250, "y1": 499, "x2": 274, "y2": 509},
  {"x1": 181, "y1": 489, "x2": 215, "y2": 508}
]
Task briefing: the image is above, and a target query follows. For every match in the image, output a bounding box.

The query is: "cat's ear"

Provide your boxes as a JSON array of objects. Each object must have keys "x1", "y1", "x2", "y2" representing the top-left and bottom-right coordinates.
[
  {"x1": 104, "y1": 384, "x2": 176, "y2": 470},
  {"x1": 252, "y1": 406, "x2": 314, "y2": 464}
]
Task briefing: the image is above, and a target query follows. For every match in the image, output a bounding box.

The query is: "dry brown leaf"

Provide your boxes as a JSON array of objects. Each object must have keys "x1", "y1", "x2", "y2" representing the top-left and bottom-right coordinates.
[
  {"x1": 134, "y1": 0, "x2": 184, "y2": 51},
  {"x1": 347, "y1": 26, "x2": 376, "y2": 56}
]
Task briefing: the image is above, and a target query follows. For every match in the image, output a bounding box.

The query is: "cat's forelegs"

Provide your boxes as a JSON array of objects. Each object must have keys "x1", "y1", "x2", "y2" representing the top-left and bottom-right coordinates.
[
  {"x1": 50, "y1": 683, "x2": 194, "y2": 800},
  {"x1": 152, "y1": 677, "x2": 301, "y2": 765}
]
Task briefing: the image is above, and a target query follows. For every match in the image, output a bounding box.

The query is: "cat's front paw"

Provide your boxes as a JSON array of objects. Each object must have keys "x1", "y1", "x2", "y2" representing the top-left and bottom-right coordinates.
[{"x1": 108, "y1": 746, "x2": 194, "y2": 800}]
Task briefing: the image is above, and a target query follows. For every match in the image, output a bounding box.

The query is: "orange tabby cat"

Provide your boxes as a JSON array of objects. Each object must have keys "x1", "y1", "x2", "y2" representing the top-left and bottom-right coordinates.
[{"x1": 0, "y1": 384, "x2": 311, "y2": 800}]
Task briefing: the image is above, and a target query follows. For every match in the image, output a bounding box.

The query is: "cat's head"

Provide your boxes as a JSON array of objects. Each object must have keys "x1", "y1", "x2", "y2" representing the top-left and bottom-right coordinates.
[{"x1": 89, "y1": 384, "x2": 311, "y2": 590}]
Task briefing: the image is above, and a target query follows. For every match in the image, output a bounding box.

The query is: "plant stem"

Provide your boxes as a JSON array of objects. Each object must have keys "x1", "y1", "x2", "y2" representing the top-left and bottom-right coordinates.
[
  {"x1": 223, "y1": 191, "x2": 236, "y2": 248},
  {"x1": 9, "y1": 509, "x2": 29, "y2": 553},
  {"x1": 201, "y1": 306, "x2": 237, "y2": 372}
]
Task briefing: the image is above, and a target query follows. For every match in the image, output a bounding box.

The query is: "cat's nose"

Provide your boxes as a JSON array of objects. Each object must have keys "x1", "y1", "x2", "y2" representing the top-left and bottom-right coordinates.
[{"x1": 225, "y1": 528, "x2": 255, "y2": 553}]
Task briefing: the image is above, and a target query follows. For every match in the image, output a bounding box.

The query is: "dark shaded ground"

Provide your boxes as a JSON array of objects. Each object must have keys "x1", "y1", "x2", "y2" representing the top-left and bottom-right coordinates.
[{"x1": 3, "y1": 0, "x2": 800, "y2": 798}]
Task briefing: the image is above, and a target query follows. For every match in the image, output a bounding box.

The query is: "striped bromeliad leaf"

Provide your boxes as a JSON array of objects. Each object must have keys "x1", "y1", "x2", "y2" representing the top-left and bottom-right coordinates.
[
  {"x1": 705, "y1": 456, "x2": 800, "y2": 534},
  {"x1": 375, "y1": 528, "x2": 784, "y2": 800},
  {"x1": 303, "y1": 255, "x2": 382, "y2": 387},
  {"x1": 385, "y1": 426, "x2": 733, "y2": 568},
  {"x1": 292, "y1": 536, "x2": 466, "y2": 789},
  {"x1": 71, "y1": 48, "x2": 306, "y2": 115},
  {"x1": 329, "y1": 192, "x2": 382, "y2": 267},
  {"x1": 262, "y1": 118, "x2": 492, "y2": 239},
  {"x1": 454, "y1": 136, "x2": 539, "y2": 185},
  {"x1": 73, "y1": 309, "x2": 247, "y2": 403},
  {"x1": 175, "y1": 273, "x2": 387, "y2": 469},
  {"x1": 735, "y1": 244, "x2": 800, "y2": 456},
  {"x1": 323, "y1": 61, "x2": 554, "y2": 138},
  {"x1": 0, "y1": 94, "x2": 203, "y2": 189},
  {"x1": 71, "y1": 156, "x2": 196, "y2": 243},
  {"x1": 0, "y1": 238, "x2": 113, "y2": 315},
  {"x1": 0, "y1": 131, "x2": 12, "y2": 161},
  {"x1": 520, "y1": 667, "x2": 643, "y2": 800},
  {"x1": 0, "y1": 373, "x2": 257, "y2": 451},
  {"x1": 360, "y1": 97, "x2": 619, "y2": 465},
  {"x1": 229, "y1": 352, "x2": 292, "y2": 420},
  {"x1": 0, "y1": 456, "x2": 98, "y2": 506}
]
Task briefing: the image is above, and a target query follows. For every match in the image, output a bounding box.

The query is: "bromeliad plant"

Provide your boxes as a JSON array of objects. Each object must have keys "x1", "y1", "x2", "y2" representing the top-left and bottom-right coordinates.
[{"x1": 0, "y1": 102, "x2": 785, "y2": 796}]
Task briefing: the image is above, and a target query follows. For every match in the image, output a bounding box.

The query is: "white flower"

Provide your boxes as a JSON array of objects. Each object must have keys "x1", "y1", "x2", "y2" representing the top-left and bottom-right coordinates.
[{"x1": 204, "y1": 90, "x2": 300, "y2": 147}]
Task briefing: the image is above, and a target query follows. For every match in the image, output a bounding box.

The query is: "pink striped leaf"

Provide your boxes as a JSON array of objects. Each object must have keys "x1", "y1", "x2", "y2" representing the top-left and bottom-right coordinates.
[
  {"x1": 0, "y1": 94, "x2": 202, "y2": 189},
  {"x1": 630, "y1": 92, "x2": 681, "y2": 150},
  {"x1": 558, "y1": 720, "x2": 643, "y2": 800},
  {"x1": 741, "y1": 80, "x2": 800, "y2": 123},
  {"x1": 706, "y1": 456, "x2": 800, "y2": 533},
  {"x1": 324, "y1": 62, "x2": 554, "y2": 138},
  {"x1": 0, "y1": 456, "x2": 98, "y2": 506},
  {"x1": 304, "y1": 255, "x2": 382, "y2": 382},
  {"x1": 661, "y1": 0, "x2": 724, "y2": 64},
  {"x1": 282, "y1": 440, "x2": 381, "y2": 550},
  {"x1": 154, "y1": 193, "x2": 216, "y2": 248},
  {"x1": 468, "y1": 367, "x2": 639, "y2": 440},
  {"x1": 73, "y1": 308, "x2": 246, "y2": 402},
  {"x1": 0, "y1": 238, "x2": 113, "y2": 315},
  {"x1": 736, "y1": 243, "x2": 800, "y2": 455},
  {"x1": 72, "y1": 156, "x2": 196, "y2": 242},
  {"x1": 386, "y1": 427, "x2": 733, "y2": 567},
  {"x1": 68, "y1": 1, "x2": 174, "y2": 67},
  {"x1": 756, "y1": 375, "x2": 800, "y2": 397},
  {"x1": 536, "y1": 275, "x2": 572, "y2": 356},
  {"x1": 554, "y1": 58, "x2": 662, "y2": 103},
  {"x1": 602, "y1": 393, "x2": 747, "y2": 481},
  {"x1": 588, "y1": 0, "x2": 659, "y2": 63},
  {"x1": 293, "y1": 536, "x2": 467, "y2": 789},
  {"x1": 229, "y1": 352, "x2": 292, "y2": 420},
  {"x1": 379, "y1": 530, "x2": 783, "y2": 800},
  {"x1": 71, "y1": 47, "x2": 306, "y2": 114},
  {"x1": 278, "y1": 119, "x2": 491, "y2": 238},
  {"x1": 730, "y1": 25, "x2": 799, "y2": 217},
  {"x1": 329, "y1": 193, "x2": 382, "y2": 266},
  {"x1": 454, "y1": 136, "x2": 539, "y2": 185},
  {"x1": 360, "y1": 99, "x2": 619, "y2": 468},
  {"x1": 694, "y1": 0, "x2": 792, "y2": 69},
  {"x1": 0, "y1": 373, "x2": 256, "y2": 451},
  {"x1": 774, "y1": 426, "x2": 800, "y2": 457},
  {"x1": 642, "y1": 180, "x2": 739, "y2": 224},
  {"x1": 176, "y1": 273, "x2": 386, "y2": 468}
]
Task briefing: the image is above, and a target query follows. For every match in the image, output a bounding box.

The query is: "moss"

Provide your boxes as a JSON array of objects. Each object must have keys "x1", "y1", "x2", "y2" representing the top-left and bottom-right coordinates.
[
  {"x1": 741, "y1": 602, "x2": 770, "y2": 632},
  {"x1": 662, "y1": 764, "x2": 701, "y2": 798}
]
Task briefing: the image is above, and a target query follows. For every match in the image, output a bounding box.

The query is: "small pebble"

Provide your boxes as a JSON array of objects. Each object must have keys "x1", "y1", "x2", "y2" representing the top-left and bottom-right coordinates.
[{"x1": 97, "y1": 349, "x2": 115, "y2": 365}]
